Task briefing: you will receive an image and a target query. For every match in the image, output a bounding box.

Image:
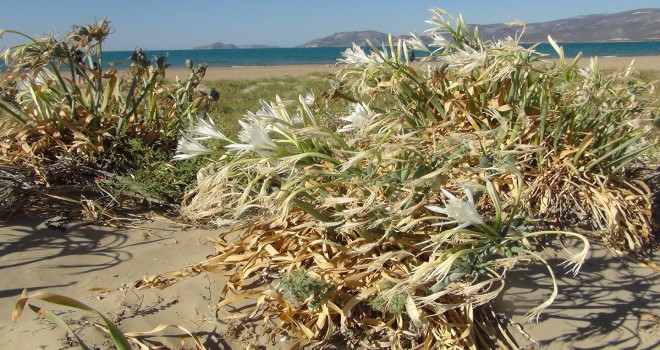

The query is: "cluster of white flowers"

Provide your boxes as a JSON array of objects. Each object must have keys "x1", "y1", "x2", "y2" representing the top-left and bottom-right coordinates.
[
  {"x1": 188, "y1": 115, "x2": 227, "y2": 140},
  {"x1": 302, "y1": 92, "x2": 315, "y2": 106},
  {"x1": 174, "y1": 98, "x2": 296, "y2": 159},
  {"x1": 337, "y1": 44, "x2": 383, "y2": 67},
  {"x1": 173, "y1": 115, "x2": 227, "y2": 160},
  {"x1": 227, "y1": 119, "x2": 279, "y2": 152},
  {"x1": 173, "y1": 133, "x2": 213, "y2": 160},
  {"x1": 444, "y1": 46, "x2": 487, "y2": 74}
]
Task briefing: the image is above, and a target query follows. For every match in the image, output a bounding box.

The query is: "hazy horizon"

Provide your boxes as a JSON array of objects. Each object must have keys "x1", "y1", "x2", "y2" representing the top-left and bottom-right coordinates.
[{"x1": 1, "y1": 1, "x2": 658, "y2": 51}]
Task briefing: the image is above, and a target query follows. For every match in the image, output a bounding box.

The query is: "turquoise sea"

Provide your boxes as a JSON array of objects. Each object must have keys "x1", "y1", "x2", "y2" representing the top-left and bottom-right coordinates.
[
  {"x1": 97, "y1": 42, "x2": 659, "y2": 69},
  {"x1": 95, "y1": 42, "x2": 659, "y2": 69},
  {"x1": 2, "y1": 41, "x2": 656, "y2": 71}
]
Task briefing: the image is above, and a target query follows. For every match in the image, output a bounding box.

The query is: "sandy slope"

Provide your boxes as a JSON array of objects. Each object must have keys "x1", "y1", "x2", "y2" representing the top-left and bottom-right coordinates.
[{"x1": 495, "y1": 245, "x2": 659, "y2": 349}]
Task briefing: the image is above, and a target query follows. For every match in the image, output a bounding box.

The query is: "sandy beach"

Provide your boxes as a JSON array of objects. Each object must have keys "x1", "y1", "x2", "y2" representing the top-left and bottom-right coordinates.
[
  {"x1": 155, "y1": 55, "x2": 660, "y2": 81},
  {"x1": 167, "y1": 64, "x2": 339, "y2": 81},
  {"x1": 1, "y1": 55, "x2": 659, "y2": 350},
  {"x1": 546, "y1": 55, "x2": 660, "y2": 70},
  {"x1": 1, "y1": 213, "x2": 657, "y2": 349}
]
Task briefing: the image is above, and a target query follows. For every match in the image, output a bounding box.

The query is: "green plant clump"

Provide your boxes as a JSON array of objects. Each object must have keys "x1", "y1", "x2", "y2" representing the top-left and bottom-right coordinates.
[
  {"x1": 368, "y1": 281, "x2": 406, "y2": 315},
  {"x1": 280, "y1": 269, "x2": 335, "y2": 309}
]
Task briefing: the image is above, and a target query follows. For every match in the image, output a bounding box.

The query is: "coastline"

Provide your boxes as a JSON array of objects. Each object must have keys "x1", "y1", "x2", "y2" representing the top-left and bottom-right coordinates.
[
  {"x1": 154, "y1": 55, "x2": 660, "y2": 81},
  {"x1": 548, "y1": 55, "x2": 660, "y2": 70},
  {"x1": 163, "y1": 64, "x2": 338, "y2": 81}
]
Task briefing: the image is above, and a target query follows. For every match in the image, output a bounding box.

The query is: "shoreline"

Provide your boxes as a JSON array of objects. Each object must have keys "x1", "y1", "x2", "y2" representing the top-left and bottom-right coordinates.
[
  {"x1": 152, "y1": 55, "x2": 660, "y2": 81},
  {"x1": 164, "y1": 64, "x2": 338, "y2": 81}
]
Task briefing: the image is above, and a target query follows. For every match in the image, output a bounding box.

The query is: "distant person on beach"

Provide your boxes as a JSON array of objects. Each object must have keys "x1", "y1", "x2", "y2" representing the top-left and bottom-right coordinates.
[
  {"x1": 75, "y1": 50, "x2": 86, "y2": 83},
  {"x1": 408, "y1": 49, "x2": 415, "y2": 62}
]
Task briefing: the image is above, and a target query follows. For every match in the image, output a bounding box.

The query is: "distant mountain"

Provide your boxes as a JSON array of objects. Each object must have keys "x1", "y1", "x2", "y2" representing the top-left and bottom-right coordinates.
[
  {"x1": 298, "y1": 30, "x2": 410, "y2": 48},
  {"x1": 297, "y1": 8, "x2": 659, "y2": 48},
  {"x1": 474, "y1": 8, "x2": 660, "y2": 42},
  {"x1": 195, "y1": 9, "x2": 659, "y2": 50},
  {"x1": 193, "y1": 42, "x2": 280, "y2": 50}
]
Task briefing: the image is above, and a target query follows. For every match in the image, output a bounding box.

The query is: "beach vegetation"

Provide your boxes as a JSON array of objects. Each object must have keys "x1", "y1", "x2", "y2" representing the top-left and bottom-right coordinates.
[
  {"x1": 138, "y1": 8, "x2": 656, "y2": 349},
  {"x1": 636, "y1": 69, "x2": 660, "y2": 104},
  {"x1": 0, "y1": 21, "x2": 215, "y2": 214},
  {"x1": 279, "y1": 269, "x2": 335, "y2": 309},
  {"x1": 203, "y1": 77, "x2": 333, "y2": 137}
]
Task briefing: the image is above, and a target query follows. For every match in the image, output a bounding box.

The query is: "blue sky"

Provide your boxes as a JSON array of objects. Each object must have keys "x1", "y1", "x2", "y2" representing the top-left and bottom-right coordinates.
[{"x1": 1, "y1": 1, "x2": 658, "y2": 51}]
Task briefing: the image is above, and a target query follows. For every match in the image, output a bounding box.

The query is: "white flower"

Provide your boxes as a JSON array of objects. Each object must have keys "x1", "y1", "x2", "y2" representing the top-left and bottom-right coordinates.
[
  {"x1": 258, "y1": 97, "x2": 293, "y2": 124},
  {"x1": 243, "y1": 110, "x2": 271, "y2": 130},
  {"x1": 226, "y1": 120, "x2": 279, "y2": 152},
  {"x1": 337, "y1": 103, "x2": 376, "y2": 133},
  {"x1": 244, "y1": 98, "x2": 291, "y2": 130},
  {"x1": 173, "y1": 134, "x2": 212, "y2": 160},
  {"x1": 426, "y1": 187, "x2": 485, "y2": 229},
  {"x1": 337, "y1": 44, "x2": 381, "y2": 67},
  {"x1": 188, "y1": 114, "x2": 227, "y2": 140},
  {"x1": 430, "y1": 33, "x2": 449, "y2": 47},
  {"x1": 444, "y1": 46, "x2": 487, "y2": 74},
  {"x1": 302, "y1": 92, "x2": 315, "y2": 106},
  {"x1": 291, "y1": 112, "x2": 303, "y2": 125}
]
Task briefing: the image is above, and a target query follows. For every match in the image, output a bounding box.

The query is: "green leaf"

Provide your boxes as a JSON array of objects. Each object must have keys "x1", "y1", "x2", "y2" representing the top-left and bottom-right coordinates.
[
  {"x1": 28, "y1": 304, "x2": 91, "y2": 350},
  {"x1": 486, "y1": 181, "x2": 502, "y2": 232},
  {"x1": 548, "y1": 36, "x2": 564, "y2": 64},
  {"x1": 585, "y1": 135, "x2": 641, "y2": 171},
  {"x1": 25, "y1": 292, "x2": 132, "y2": 350},
  {"x1": 0, "y1": 98, "x2": 29, "y2": 124}
]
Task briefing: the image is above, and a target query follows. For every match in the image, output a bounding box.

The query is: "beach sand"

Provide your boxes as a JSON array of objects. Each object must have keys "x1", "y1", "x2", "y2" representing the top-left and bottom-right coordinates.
[
  {"x1": 2, "y1": 56, "x2": 659, "y2": 349},
  {"x1": 1, "y1": 214, "x2": 657, "y2": 349},
  {"x1": 167, "y1": 64, "x2": 339, "y2": 81},
  {"x1": 548, "y1": 55, "x2": 660, "y2": 70},
  {"x1": 156, "y1": 55, "x2": 660, "y2": 81},
  {"x1": 0, "y1": 214, "x2": 279, "y2": 349}
]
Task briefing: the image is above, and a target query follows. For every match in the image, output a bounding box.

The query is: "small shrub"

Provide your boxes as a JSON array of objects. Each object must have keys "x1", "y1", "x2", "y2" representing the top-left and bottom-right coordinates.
[
  {"x1": 368, "y1": 281, "x2": 406, "y2": 315},
  {"x1": 280, "y1": 269, "x2": 334, "y2": 309}
]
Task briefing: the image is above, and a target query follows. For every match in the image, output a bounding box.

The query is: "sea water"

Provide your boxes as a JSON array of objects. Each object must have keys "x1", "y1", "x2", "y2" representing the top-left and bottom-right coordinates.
[
  {"x1": 100, "y1": 47, "x2": 350, "y2": 69},
  {"x1": 98, "y1": 42, "x2": 660, "y2": 69},
  {"x1": 5, "y1": 41, "x2": 659, "y2": 70}
]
